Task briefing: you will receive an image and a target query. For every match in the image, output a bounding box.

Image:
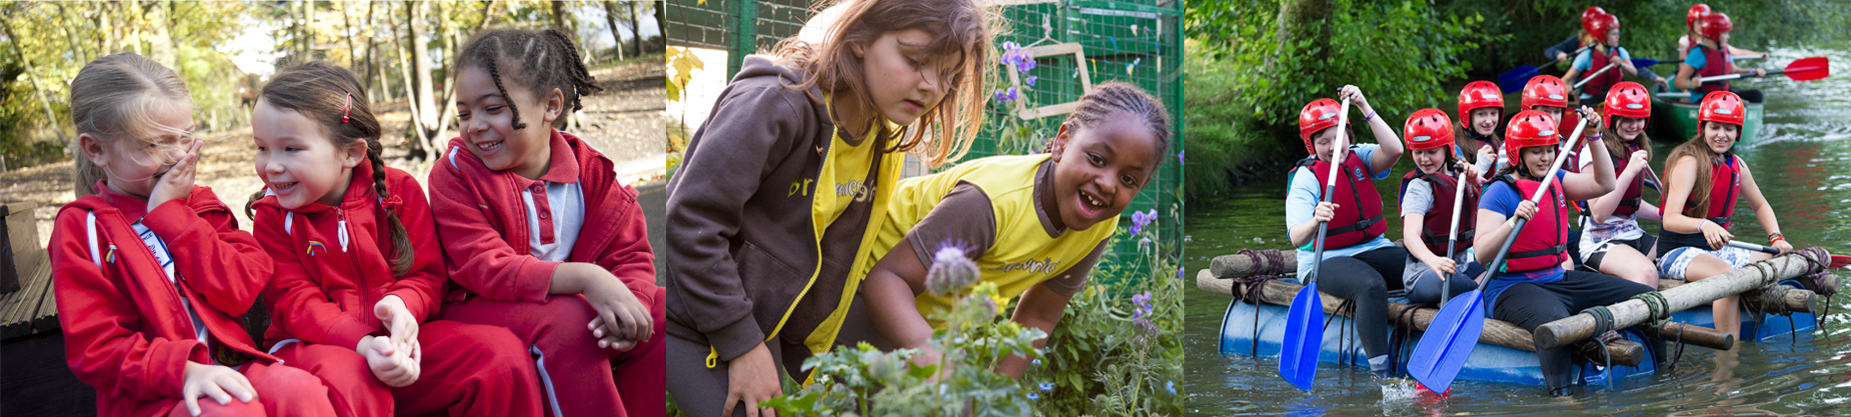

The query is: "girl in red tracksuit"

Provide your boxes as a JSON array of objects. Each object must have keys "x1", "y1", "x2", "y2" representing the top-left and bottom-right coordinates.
[
  {"x1": 428, "y1": 28, "x2": 665, "y2": 417},
  {"x1": 248, "y1": 61, "x2": 544, "y2": 417},
  {"x1": 51, "y1": 52, "x2": 338, "y2": 417}
]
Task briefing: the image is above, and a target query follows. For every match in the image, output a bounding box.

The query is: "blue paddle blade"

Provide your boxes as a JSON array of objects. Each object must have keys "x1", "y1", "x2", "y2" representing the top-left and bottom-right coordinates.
[
  {"x1": 1631, "y1": 58, "x2": 1662, "y2": 67},
  {"x1": 1497, "y1": 66, "x2": 1540, "y2": 94},
  {"x1": 1279, "y1": 282, "x2": 1324, "y2": 391},
  {"x1": 1408, "y1": 288, "x2": 1486, "y2": 394}
]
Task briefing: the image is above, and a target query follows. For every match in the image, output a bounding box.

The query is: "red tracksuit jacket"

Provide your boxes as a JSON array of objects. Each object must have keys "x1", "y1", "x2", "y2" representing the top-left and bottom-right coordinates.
[
  {"x1": 427, "y1": 129, "x2": 658, "y2": 305},
  {"x1": 50, "y1": 182, "x2": 279, "y2": 417},
  {"x1": 252, "y1": 163, "x2": 448, "y2": 350}
]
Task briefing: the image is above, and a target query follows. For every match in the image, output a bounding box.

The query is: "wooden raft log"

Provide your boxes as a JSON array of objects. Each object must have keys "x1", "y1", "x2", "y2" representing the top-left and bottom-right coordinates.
[
  {"x1": 1198, "y1": 269, "x2": 1732, "y2": 355},
  {"x1": 1534, "y1": 251, "x2": 1826, "y2": 350},
  {"x1": 1656, "y1": 279, "x2": 1822, "y2": 315}
]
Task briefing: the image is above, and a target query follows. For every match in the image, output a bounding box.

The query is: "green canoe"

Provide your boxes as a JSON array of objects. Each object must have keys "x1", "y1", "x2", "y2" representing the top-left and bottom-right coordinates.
[{"x1": 1649, "y1": 86, "x2": 1764, "y2": 143}]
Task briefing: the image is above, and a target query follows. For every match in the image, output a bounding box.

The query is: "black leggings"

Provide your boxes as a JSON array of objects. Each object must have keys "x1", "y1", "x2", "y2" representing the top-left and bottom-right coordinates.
[
  {"x1": 1310, "y1": 246, "x2": 1407, "y2": 360},
  {"x1": 1493, "y1": 271, "x2": 1655, "y2": 392}
]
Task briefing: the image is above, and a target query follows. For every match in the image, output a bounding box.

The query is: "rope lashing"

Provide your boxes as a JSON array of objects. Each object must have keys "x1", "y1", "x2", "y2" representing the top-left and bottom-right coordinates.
[
  {"x1": 1632, "y1": 291, "x2": 1673, "y2": 323},
  {"x1": 1581, "y1": 305, "x2": 1617, "y2": 337}
]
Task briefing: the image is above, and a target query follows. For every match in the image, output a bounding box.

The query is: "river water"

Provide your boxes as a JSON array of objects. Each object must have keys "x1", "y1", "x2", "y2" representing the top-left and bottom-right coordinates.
[{"x1": 1182, "y1": 47, "x2": 1851, "y2": 416}]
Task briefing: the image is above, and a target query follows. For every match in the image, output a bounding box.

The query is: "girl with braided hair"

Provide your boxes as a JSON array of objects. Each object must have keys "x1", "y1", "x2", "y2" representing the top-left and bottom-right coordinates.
[
  {"x1": 854, "y1": 82, "x2": 1171, "y2": 378},
  {"x1": 248, "y1": 61, "x2": 545, "y2": 417},
  {"x1": 426, "y1": 27, "x2": 664, "y2": 417}
]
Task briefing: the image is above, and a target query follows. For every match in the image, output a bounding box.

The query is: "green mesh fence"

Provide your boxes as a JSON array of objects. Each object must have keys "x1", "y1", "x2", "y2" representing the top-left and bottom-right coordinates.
[{"x1": 667, "y1": 0, "x2": 1186, "y2": 284}]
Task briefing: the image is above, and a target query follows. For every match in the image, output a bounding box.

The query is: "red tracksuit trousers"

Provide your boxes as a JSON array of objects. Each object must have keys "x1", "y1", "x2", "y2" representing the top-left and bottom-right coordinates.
[
  {"x1": 438, "y1": 287, "x2": 667, "y2": 417},
  {"x1": 164, "y1": 361, "x2": 337, "y2": 417},
  {"x1": 270, "y1": 320, "x2": 544, "y2": 417}
]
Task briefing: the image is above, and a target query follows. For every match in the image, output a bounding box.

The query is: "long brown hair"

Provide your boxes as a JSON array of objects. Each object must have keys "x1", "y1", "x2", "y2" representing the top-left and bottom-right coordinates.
[
  {"x1": 1604, "y1": 115, "x2": 1653, "y2": 172},
  {"x1": 771, "y1": 0, "x2": 999, "y2": 168},
  {"x1": 248, "y1": 61, "x2": 415, "y2": 276},
  {"x1": 1665, "y1": 121, "x2": 1730, "y2": 217},
  {"x1": 68, "y1": 53, "x2": 195, "y2": 196}
]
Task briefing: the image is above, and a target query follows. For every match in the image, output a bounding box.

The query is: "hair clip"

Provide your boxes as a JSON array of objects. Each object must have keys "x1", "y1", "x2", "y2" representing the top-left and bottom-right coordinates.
[
  {"x1": 380, "y1": 194, "x2": 404, "y2": 212},
  {"x1": 341, "y1": 93, "x2": 353, "y2": 123}
]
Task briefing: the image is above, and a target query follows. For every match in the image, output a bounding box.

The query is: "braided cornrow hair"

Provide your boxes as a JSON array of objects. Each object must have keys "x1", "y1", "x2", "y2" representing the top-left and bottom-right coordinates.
[
  {"x1": 248, "y1": 61, "x2": 416, "y2": 276},
  {"x1": 1050, "y1": 82, "x2": 1173, "y2": 169},
  {"x1": 457, "y1": 28, "x2": 604, "y2": 130}
]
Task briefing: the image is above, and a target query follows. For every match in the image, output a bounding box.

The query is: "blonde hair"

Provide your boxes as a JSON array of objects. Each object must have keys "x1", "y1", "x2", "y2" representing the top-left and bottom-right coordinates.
[
  {"x1": 771, "y1": 0, "x2": 999, "y2": 168},
  {"x1": 69, "y1": 52, "x2": 195, "y2": 196}
]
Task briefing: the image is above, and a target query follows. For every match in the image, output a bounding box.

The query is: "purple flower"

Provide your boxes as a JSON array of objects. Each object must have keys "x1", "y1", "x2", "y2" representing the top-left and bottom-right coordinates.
[
  {"x1": 993, "y1": 86, "x2": 1019, "y2": 103},
  {"x1": 1178, "y1": 150, "x2": 1185, "y2": 165},
  {"x1": 1178, "y1": 267, "x2": 1186, "y2": 279},
  {"x1": 1018, "y1": 56, "x2": 1037, "y2": 72},
  {"x1": 1027, "y1": 393, "x2": 1040, "y2": 400},
  {"x1": 1026, "y1": 75, "x2": 1038, "y2": 87},
  {"x1": 1039, "y1": 382, "x2": 1055, "y2": 391},
  {"x1": 1131, "y1": 291, "x2": 1155, "y2": 319}
]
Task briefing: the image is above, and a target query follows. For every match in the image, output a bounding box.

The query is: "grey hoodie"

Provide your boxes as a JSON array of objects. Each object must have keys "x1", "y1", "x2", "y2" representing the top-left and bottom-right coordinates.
[{"x1": 666, "y1": 55, "x2": 891, "y2": 363}]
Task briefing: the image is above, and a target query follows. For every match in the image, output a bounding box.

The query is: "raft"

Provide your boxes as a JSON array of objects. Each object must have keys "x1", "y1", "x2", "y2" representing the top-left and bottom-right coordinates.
[
  {"x1": 1649, "y1": 85, "x2": 1764, "y2": 143},
  {"x1": 1199, "y1": 249, "x2": 1833, "y2": 387}
]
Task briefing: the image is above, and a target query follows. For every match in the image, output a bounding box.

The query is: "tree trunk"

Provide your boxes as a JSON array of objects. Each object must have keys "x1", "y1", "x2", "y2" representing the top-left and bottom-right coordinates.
[
  {"x1": 1270, "y1": 0, "x2": 1331, "y2": 72},
  {"x1": 628, "y1": 1, "x2": 643, "y2": 57},
  {"x1": 552, "y1": 0, "x2": 575, "y2": 33},
  {"x1": 0, "y1": 12, "x2": 72, "y2": 147},
  {"x1": 653, "y1": 0, "x2": 665, "y2": 52},
  {"x1": 603, "y1": 1, "x2": 625, "y2": 61},
  {"x1": 408, "y1": 0, "x2": 440, "y2": 159},
  {"x1": 53, "y1": 2, "x2": 90, "y2": 64},
  {"x1": 391, "y1": 3, "x2": 427, "y2": 157}
]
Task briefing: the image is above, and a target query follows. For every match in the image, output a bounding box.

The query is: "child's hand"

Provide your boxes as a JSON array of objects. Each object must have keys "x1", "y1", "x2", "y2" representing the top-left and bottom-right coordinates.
[
  {"x1": 1337, "y1": 85, "x2": 1368, "y2": 109},
  {"x1": 1578, "y1": 106, "x2": 1603, "y2": 132},
  {"x1": 1424, "y1": 256, "x2": 1458, "y2": 277},
  {"x1": 1700, "y1": 220, "x2": 1735, "y2": 250},
  {"x1": 374, "y1": 296, "x2": 422, "y2": 364},
  {"x1": 147, "y1": 136, "x2": 203, "y2": 213},
  {"x1": 181, "y1": 361, "x2": 256, "y2": 416},
  {"x1": 357, "y1": 335, "x2": 420, "y2": 387},
  {"x1": 1626, "y1": 150, "x2": 1649, "y2": 174},
  {"x1": 587, "y1": 316, "x2": 636, "y2": 351},
  {"x1": 1513, "y1": 200, "x2": 1539, "y2": 222},
  {"x1": 580, "y1": 268, "x2": 653, "y2": 346},
  {"x1": 1312, "y1": 202, "x2": 1338, "y2": 224}
]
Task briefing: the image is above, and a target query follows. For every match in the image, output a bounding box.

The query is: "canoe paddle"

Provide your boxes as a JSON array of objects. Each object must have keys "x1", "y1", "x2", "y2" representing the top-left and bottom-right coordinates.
[
  {"x1": 1729, "y1": 240, "x2": 1851, "y2": 268},
  {"x1": 1476, "y1": 111, "x2": 1593, "y2": 285},
  {"x1": 1280, "y1": 96, "x2": 1351, "y2": 391},
  {"x1": 1572, "y1": 62, "x2": 1622, "y2": 90},
  {"x1": 1499, "y1": 46, "x2": 1591, "y2": 93},
  {"x1": 1698, "y1": 57, "x2": 1831, "y2": 83},
  {"x1": 1409, "y1": 145, "x2": 1487, "y2": 394}
]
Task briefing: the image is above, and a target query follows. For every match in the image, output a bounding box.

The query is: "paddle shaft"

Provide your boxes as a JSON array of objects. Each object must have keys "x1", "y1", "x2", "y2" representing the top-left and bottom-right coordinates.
[
  {"x1": 1728, "y1": 240, "x2": 1783, "y2": 254},
  {"x1": 1699, "y1": 67, "x2": 1784, "y2": 83},
  {"x1": 1441, "y1": 146, "x2": 1470, "y2": 306},
  {"x1": 1573, "y1": 62, "x2": 1622, "y2": 89},
  {"x1": 1477, "y1": 118, "x2": 1590, "y2": 282},
  {"x1": 1306, "y1": 97, "x2": 1354, "y2": 286}
]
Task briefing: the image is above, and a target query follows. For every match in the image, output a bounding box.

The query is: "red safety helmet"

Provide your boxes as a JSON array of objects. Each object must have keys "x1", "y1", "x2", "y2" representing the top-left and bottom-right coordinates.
[
  {"x1": 1580, "y1": 6, "x2": 1609, "y2": 30},
  {"x1": 1699, "y1": 12, "x2": 1733, "y2": 41},
  {"x1": 1521, "y1": 75, "x2": 1569, "y2": 110},
  {"x1": 1298, "y1": 98, "x2": 1347, "y2": 154},
  {"x1": 1404, "y1": 108, "x2": 1456, "y2": 152},
  {"x1": 1687, "y1": 4, "x2": 1711, "y2": 30},
  {"x1": 1603, "y1": 82, "x2": 1652, "y2": 126},
  {"x1": 1458, "y1": 81, "x2": 1504, "y2": 131},
  {"x1": 1585, "y1": 14, "x2": 1619, "y2": 45},
  {"x1": 1504, "y1": 110, "x2": 1561, "y2": 169},
  {"x1": 1698, "y1": 91, "x2": 1746, "y2": 127}
]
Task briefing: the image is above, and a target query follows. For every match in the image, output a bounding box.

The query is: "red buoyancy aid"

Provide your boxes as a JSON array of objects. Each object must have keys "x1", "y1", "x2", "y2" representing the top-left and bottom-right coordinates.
[
  {"x1": 1658, "y1": 153, "x2": 1741, "y2": 252},
  {"x1": 1402, "y1": 168, "x2": 1479, "y2": 257},
  {"x1": 1583, "y1": 48, "x2": 1627, "y2": 98},
  {"x1": 1609, "y1": 142, "x2": 1648, "y2": 216},
  {"x1": 1695, "y1": 44, "x2": 1733, "y2": 96},
  {"x1": 1297, "y1": 150, "x2": 1387, "y2": 250},
  {"x1": 1494, "y1": 174, "x2": 1571, "y2": 273}
]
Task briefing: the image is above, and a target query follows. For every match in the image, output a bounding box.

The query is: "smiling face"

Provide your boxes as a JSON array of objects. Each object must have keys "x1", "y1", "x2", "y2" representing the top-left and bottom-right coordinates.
[
  {"x1": 82, "y1": 103, "x2": 195, "y2": 199},
  {"x1": 1309, "y1": 127, "x2": 1349, "y2": 163},
  {"x1": 1519, "y1": 145, "x2": 1557, "y2": 179},
  {"x1": 1471, "y1": 108, "x2": 1501, "y2": 136},
  {"x1": 1047, "y1": 112, "x2": 1161, "y2": 231},
  {"x1": 1613, "y1": 116, "x2": 1646, "y2": 142},
  {"x1": 1701, "y1": 121, "x2": 1740, "y2": 154},
  {"x1": 252, "y1": 99, "x2": 364, "y2": 209},
  {"x1": 454, "y1": 65, "x2": 561, "y2": 180},
  {"x1": 851, "y1": 29, "x2": 954, "y2": 127},
  {"x1": 1412, "y1": 147, "x2": 1449, "y2": 175}
]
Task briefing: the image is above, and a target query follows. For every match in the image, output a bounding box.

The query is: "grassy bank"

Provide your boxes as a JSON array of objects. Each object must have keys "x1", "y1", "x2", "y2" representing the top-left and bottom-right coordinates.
[{"x1": 1181, "y1": 44, "x2": 1291, "y2": 200}]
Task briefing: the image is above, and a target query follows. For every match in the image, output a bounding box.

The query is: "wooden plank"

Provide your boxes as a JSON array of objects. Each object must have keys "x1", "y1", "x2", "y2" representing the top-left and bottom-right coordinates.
[
  {"x1": 1, "y1": 250, "x2": 51, "y2": 340},
  {"x1": 30, "y1": 250, "x2": 58, "y2": 333}
]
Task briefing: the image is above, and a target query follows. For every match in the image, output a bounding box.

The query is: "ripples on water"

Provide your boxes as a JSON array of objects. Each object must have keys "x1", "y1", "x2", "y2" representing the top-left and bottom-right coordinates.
[{"x1": 1183, "y1": 47, "x2": 1851, "y2": 415}]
